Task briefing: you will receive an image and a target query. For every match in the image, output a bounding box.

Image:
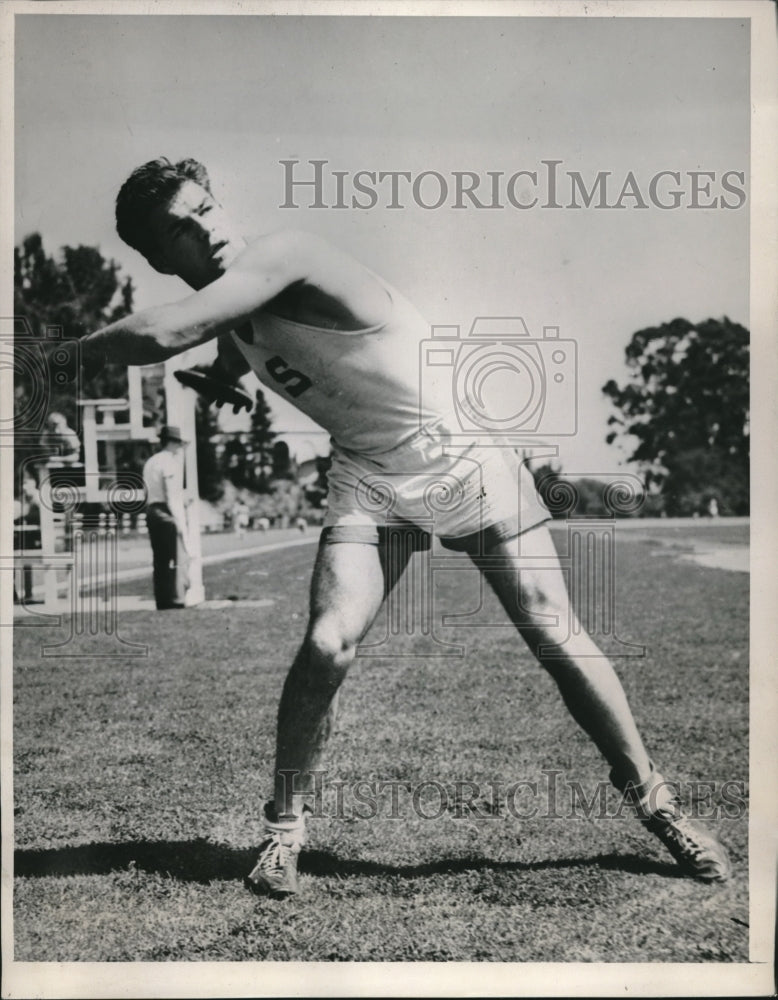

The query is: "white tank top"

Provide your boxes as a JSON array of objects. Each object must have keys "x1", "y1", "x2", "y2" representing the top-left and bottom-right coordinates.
[{"x1": 230, "y1": 281, "x2": 451, "y2": 455}]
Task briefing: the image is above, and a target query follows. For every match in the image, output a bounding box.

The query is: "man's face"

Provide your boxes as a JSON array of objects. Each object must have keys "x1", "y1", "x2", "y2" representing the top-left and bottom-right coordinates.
[{"x1": 148, "y1": 180, "x2": 245, "y2": 288}]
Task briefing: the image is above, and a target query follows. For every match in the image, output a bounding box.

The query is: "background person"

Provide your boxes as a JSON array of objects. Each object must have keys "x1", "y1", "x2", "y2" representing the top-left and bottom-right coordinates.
[
  {"x1": 142, "y1": 425, "x2": 189, "y2": 610},
  {"x1": 233, "y1": 498, "x2": 250, "y2": 536},
  {"x1": 39, "y1": 411, "x2": 81, "y2": 465}
]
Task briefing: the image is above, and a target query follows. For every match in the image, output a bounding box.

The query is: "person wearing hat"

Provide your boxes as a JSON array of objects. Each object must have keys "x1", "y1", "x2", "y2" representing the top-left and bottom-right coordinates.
[{"x1": 142, "y1": 425, "x2": 189, "y2": 610}]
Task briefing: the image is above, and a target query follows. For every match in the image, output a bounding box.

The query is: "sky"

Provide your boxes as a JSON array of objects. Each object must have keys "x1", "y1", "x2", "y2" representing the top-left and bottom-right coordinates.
[{"x1": 14, "y1": 12, "x2": 750, "y2": 473}]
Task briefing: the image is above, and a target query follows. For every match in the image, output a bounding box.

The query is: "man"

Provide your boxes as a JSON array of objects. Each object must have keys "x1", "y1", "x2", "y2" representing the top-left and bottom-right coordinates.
[
  {"x1": 142, "y1": 424, "x2": 189, "y2": 610},
  {"x1": 82, "y1": 157, "x2": 731, "y2": 895},
  {"x1": 39, "y1": 411, "x2": 81, "y2": 465}
]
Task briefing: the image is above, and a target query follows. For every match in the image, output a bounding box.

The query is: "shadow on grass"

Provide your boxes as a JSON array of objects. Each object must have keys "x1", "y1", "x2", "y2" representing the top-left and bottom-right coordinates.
[{"x1": 14, "y1": 839, "x2": 682, "y2": 883}]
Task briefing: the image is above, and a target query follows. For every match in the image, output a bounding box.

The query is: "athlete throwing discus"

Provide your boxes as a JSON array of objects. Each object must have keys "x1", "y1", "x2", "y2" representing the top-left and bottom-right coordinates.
[{"x1": 80, "y1": 157, "x2": 731, "y2": 896}]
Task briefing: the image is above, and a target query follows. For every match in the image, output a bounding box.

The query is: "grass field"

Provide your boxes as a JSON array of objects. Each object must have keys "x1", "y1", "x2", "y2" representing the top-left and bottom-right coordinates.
[{"x1": 12, "y1": 521, "x2": 749, "y2": 963}]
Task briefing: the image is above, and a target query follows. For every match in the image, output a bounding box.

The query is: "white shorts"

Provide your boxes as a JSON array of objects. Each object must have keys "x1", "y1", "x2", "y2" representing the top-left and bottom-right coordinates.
[{"x1": 322, "y1": 417, "x2": 550, "y2": 554}]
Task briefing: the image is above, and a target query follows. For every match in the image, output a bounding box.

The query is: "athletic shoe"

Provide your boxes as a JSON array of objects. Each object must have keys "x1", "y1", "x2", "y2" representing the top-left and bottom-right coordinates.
[
  {"x1": 613, "y1": 766, "x2": 732, "y2": 882},
  {"x1": 642, "y1": 800, "x2": 732, "y2": 882},
  {"x1": 246, "y1": 806, "x2": 306, "y2": 897}
]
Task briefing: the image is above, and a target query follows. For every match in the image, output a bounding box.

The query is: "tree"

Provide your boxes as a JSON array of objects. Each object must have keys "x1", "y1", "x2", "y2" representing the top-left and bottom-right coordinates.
[
  {"x1": 194, "y1": 396, "x2": 224, "y2": 503},
  {"x1": 270, "y1": 440, "x2": 297, "y2": 480},
  {"x1": 246, "y1": 388, "x2": 276, "y2": 491},
  {"x1": 13, "y1": 233, "x2": 136, "y2": 486},
  {"x1": 220, "y1": 389, "x2": 276, "y2": 491},
  {"x1": 602, "y1": 317, "x2": 749, "y2": 516},
  {"x1": 15, "y1": 235, "x2": 135, "y2": 407},
  {"x1": 221, "y1": 434, "x2": 249, "y2": 489}
]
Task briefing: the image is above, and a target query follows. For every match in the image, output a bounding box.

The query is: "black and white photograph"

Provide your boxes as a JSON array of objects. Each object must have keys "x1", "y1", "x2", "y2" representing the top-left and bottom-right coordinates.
[{"x1": 2, "y1": 1, "x2": 776, "y2": 997}]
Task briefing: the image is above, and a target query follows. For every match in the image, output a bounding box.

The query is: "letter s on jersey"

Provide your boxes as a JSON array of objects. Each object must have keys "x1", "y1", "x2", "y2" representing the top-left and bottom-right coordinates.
[{"x1": 265, "y1": 356, "x2": 313, "y2": 398}]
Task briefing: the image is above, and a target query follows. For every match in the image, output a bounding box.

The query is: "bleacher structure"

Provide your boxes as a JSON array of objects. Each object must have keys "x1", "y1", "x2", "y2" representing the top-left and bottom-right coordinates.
[{"x1": 13, "y1": 362, "x2": 204, "y2": 635}]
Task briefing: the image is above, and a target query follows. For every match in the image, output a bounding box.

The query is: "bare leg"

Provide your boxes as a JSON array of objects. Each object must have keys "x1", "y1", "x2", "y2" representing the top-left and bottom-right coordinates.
[
  {"x1": 472, "y1": 524, "x2": 652, "y2": 787},
  {"x1": 273, "y1": 538, "x2": 412, "y2": 818}
]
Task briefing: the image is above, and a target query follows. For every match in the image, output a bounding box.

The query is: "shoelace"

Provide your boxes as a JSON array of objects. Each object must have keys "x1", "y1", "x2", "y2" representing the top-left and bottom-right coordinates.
[
  {"x1": 257, "y1": 834, "x2": 294, "y2": 875},
  {"x1": 654, "y1": 813, "x2": 710, "y2": 861}
]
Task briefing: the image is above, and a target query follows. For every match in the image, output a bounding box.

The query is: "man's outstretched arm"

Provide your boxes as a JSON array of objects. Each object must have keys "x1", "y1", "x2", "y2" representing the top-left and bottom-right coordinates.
[{"x1": 80, "y1": 230, "x2": 314, "y2": 373}]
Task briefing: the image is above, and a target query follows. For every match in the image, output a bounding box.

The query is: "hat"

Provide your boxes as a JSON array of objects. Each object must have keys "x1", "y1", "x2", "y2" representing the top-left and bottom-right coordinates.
[{"x1": 160, "y1": 425, "x2": 187, "y2": 444}]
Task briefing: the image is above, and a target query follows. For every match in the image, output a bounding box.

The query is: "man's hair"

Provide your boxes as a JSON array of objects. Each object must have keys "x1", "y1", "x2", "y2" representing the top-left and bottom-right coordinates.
[{"x1": 115, "y1": 157, "x2": 212, "y2": 260}]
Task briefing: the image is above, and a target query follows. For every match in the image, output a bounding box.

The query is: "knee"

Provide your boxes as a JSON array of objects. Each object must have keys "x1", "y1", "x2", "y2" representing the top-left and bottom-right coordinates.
[
  {"x1": 516, "y1": 581, "x2": 572, "y2": 659},
  {"x1": 304, "y1": 618, "x2": 358, "y2": 687}
]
